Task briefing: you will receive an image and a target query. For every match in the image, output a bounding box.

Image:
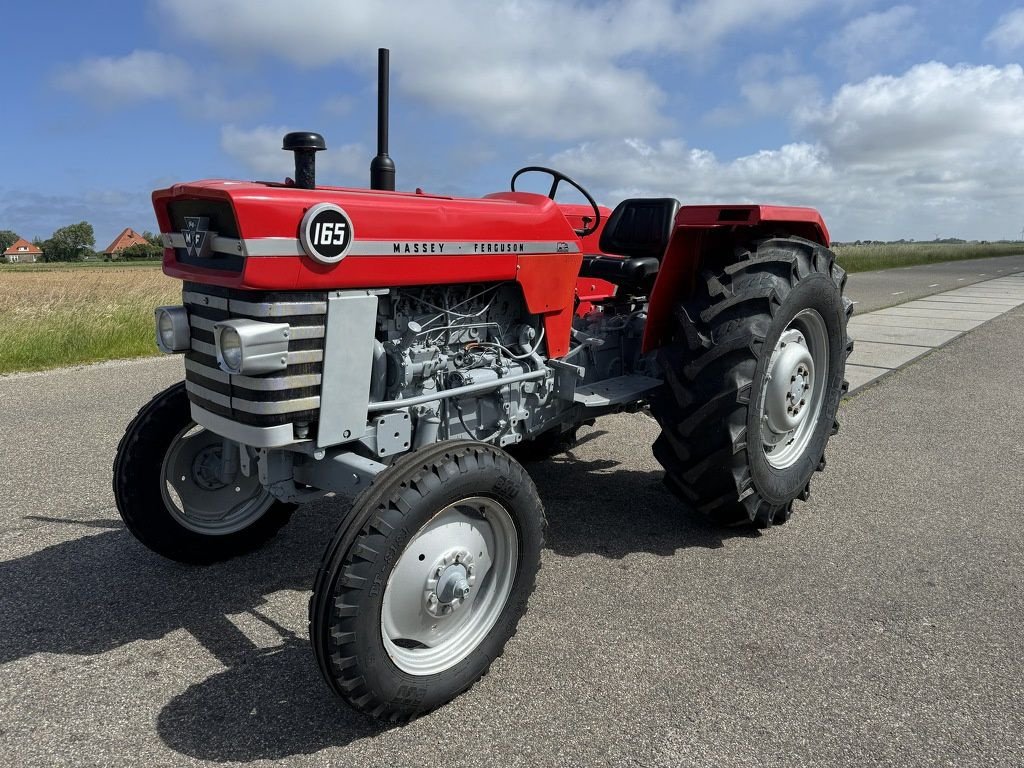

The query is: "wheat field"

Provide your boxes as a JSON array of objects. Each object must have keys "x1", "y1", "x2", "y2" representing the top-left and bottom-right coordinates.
[{"x1": 0, "y1": 263, "x2": 179, "y2": 373}]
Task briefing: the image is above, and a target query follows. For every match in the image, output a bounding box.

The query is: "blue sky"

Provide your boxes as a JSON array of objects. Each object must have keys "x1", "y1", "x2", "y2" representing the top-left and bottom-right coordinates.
[{"x1": 3, "y1": 0, "x2": 1024, "y2": 247}]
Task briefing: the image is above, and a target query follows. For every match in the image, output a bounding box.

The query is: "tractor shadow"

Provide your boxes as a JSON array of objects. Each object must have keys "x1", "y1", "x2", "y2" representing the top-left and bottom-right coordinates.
[
  {"x1": 2, "y1": 432, "x2": 754, "y2": 761},
  {"x1": 1, "y1": 502, "x2": 390, "y2": 759},
  {"x1": 526, "y1": 437, "x2": 758, "y2": 559}
]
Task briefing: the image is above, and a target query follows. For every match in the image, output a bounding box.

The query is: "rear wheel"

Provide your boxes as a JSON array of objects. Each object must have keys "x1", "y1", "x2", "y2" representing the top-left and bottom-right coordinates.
[
  {"x1": 650, "y1": 237, "x2": 853, "y2": 526},
  {"x1": 113, "y1": 382, "x2": 295, "y2": 564},
  {"x1": 310, "y1": 440, "x2": 544, "y2": 721}
]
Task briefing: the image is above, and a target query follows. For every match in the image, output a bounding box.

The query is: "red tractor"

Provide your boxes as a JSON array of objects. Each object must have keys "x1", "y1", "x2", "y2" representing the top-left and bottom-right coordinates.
[{"x1": 115, "y1": 50, "x2": 851, "y2": 720}]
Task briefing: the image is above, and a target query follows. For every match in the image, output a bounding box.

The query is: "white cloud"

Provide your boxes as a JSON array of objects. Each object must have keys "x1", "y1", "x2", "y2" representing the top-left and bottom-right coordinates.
[
  {"x1": 54, "y1": 49, "x2": 269, "y2": 120},
  {"x1": 550, "y1": 63, "x2": 1024, "y2": 240},
  {"x1": 159, "y1": 0, "x2": 826, "y2": 141},
  {"x1": 54, "y1": 50, "x2": 192, "y2": 104},
  {"x1": 820, "y1": 5, "x2": 923, "y2": 79},
  {"x1": 985, "y1": 8, "x2": 1024, "y2": 55},
  {"x1": 220, "y1": 125, "x2": 366, "y2": 183}
]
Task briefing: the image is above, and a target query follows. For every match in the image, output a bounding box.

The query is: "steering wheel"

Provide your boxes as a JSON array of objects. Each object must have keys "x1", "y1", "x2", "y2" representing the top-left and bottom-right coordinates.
[{"x1": 510, "y1": 166, "x2": 601, "y2": 237}]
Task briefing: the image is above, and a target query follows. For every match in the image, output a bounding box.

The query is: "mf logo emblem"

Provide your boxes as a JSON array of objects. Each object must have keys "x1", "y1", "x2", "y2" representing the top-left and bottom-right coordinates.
[{"x1": 182, "y1": 217, "x2": 212, "y2": 258}]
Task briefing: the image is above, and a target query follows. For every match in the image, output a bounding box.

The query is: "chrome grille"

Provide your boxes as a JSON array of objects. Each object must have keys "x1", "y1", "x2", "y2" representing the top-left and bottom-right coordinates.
[{"x1": 182, "y1": 282, "x2": 328, "y2": 427}]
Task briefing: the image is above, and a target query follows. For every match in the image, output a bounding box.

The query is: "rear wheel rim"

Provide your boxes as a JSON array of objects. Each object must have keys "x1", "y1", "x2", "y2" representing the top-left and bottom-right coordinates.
[
  {"x1": 381, "y1": 496, "x2": 518, "y2": 676},
  {"x1": 760, "y1": 308, "x2": 830, "y2": 469},
  {"x1": 160, "y1": 424, "x2": 275, "y2": 535}
]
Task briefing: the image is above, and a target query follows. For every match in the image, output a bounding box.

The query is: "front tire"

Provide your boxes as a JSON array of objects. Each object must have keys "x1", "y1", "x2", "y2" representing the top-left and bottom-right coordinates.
[
  {"x1": 113, "y1": 382, "x2": 295, "y2": 564},
  {"x1": 650, "y1": 236, "x2": 853, "y2": 526},
  {"x1": 309, "y1": 440, "x2": 545, "y2": 721}
]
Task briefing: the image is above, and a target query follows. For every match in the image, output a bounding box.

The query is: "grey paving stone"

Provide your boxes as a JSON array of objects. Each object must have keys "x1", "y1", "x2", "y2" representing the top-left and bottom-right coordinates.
[
  {"x1": 875, "y1": 307, "x2": 1001, "y2": 321},
  {"x1": 900, "y1": 300, "x2": 1013, "y2": 314},
  {"x1": 849, "y1": 314, "x2": 982, "y2": 332},
  {"x1": 916, "y1": 295, "x2": 1022, "y2": 306},
  {"x1": 848, "y1": 324, "x2": 962, "y2": 347},
  {"x1": 847, "y1": 340, "x2": 933, "y2": 369},
  {"x1": 845, "y1": 364, "x2": 890, "y2": 392}
]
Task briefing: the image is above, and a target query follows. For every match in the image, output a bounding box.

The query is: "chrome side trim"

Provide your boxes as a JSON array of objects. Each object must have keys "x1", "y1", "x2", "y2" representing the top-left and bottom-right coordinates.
[
  {"x1": 186, "y1": 381, "x2": 320, "y2": 415},
  {"x1": 242, "y1": 238, "x2": 581, "y2": 257},
  {"x1": 190, "y1": 313, "x2": 324, "y2": 339},
  {"x1": 186, "y1": 381, "x2": 230, "y2": 408},
  {"x1": 183, "y1": 291, "x2": 228, "y2": 310},
  {"x1": 190, "y1": 404, "x2": 297, "y2": 449},
  {"x1": 184, "y1": 357, "x2": 322, "y2": 390},
  {"x1": 228, "y1": 299, "x2": 327, "y2": 317},
  {"x1": 190, "y1": 338, "x2": 322, "y2": 364},
  {"x1": 166, "y1": 232, "x2": 245, "y2": 256}
]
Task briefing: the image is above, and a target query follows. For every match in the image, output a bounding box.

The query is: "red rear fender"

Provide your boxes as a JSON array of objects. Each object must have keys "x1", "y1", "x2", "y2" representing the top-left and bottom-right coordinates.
[{"x1": 642, "y1": 205, "x2": 830, "y2": 353}]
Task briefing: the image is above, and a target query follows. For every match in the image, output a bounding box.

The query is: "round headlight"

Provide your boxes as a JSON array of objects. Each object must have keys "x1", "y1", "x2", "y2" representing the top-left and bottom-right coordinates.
[
  {"x1": 219, "y1": 327, "x2": 243, "y2": 372},
  {"x1": 157, "y1": 310, "x2": 176, "y2": 350}
]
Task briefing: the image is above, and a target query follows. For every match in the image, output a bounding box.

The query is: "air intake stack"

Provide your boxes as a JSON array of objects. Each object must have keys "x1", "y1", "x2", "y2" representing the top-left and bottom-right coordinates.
[
  {"x1": 369, "y1": 48, "x2": 396, "y2": 191},
  {"x1": 282, "y1": 131, "x2": 326, "y2": 190}
]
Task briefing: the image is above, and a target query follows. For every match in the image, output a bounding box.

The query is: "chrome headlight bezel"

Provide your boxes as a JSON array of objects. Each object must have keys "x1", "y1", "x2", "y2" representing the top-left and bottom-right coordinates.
[
  {"x1": 213, "y1": 319, "x2": 290, "y2": 375},
  {"x1": 154, "y1": 306, "x2": 190, "y2": 354}
]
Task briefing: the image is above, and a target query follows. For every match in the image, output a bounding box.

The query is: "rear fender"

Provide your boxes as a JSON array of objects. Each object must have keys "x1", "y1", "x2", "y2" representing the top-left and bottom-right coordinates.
[{"x1": 642, "y1": 205, "x2": 830, "y2": 353}]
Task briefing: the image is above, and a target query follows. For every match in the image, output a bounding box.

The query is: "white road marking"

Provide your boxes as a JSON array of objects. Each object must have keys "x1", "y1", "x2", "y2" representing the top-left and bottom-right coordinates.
[
  {"x1": 891, "y1": 291, "x2": 905, "y2": 295},
  {"x1": 928, "y1": 284, "x2": 939, "y2": 287}
]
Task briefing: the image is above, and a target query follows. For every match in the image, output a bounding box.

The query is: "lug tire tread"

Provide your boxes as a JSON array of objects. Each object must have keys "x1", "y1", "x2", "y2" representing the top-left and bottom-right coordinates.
[
  {"x1": 112, "y1": 381, "x2": 295, "y2": 564},
  {"x1": 309, "y1": 440, "x2": 545, "y2": 721},
  {"x1": 650, "y1": 236, "x2": 852, "y2": 527}
]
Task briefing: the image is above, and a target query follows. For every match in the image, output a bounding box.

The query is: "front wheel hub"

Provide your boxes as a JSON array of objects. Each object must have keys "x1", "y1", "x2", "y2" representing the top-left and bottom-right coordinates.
[{"x1": 424, "y1": 549, "x2": 476, "y2": 617}]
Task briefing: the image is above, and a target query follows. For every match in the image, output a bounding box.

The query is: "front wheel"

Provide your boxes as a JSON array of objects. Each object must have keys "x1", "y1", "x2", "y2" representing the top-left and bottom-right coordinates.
[
  {"x1": 650, "y1": 236, "x2": 853, "y2": 527},
  {"x1": 309, "y1": 441, "x2": 544, "y2": 721},
  {"x1": 113, "y1": 382, "x2": 295, "y2": 564}
]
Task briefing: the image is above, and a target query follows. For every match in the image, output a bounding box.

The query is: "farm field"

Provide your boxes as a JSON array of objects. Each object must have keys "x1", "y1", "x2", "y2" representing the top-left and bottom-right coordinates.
[
  {"x1": 832, "y1": 241, "x2": 1021, "y2": 272},
  {"x1": 0, "y1": 261, "x2": 177, "y2": 374},
  {"x1": 0, "y1": 242, "x2": 1021, "y2": 374}
]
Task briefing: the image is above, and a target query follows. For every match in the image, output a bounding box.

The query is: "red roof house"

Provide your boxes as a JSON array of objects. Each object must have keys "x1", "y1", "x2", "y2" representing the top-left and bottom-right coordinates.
[
  {"x1": 3, "y1": 238, "x2": 42, "y2": 264},
  {"x1": 103, "y1": 228, "x2": 149, "y2": 257}
]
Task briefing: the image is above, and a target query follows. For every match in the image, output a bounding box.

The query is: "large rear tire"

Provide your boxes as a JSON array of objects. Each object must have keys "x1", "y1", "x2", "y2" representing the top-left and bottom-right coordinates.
[
  {"x1": 309, "y1": 440, "x2": 544, "y2": 721},
  {"x1": 113, "y1": 382, "x2": 295, "y2": 564},
  {"x1": 649, "y1": 236, "x2": 853, "y2": 526}
]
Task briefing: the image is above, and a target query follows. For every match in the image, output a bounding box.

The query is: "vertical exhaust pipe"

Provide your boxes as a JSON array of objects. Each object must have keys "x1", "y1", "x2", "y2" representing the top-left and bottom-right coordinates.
[{"x1": 370, "y1": 48, "x2": 396, "y2": 191}]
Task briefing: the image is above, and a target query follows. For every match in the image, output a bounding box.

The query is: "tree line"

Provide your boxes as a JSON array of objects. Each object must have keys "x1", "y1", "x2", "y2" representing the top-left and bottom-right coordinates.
[{"x1": 0, "y1": 222, "x2": 164, "y2": 262}]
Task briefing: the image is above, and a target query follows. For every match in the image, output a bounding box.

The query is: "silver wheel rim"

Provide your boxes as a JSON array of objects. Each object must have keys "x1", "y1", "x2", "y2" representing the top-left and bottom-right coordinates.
[
  {"x1": 381, "y1": 496, "x2": 519, "y2": 676},
  {"x1": 760, "y1": 308, "x2": 830, "y2": 470},
  {"x1": 159, "y1": 424, "x2": 275, "y2": 535}
]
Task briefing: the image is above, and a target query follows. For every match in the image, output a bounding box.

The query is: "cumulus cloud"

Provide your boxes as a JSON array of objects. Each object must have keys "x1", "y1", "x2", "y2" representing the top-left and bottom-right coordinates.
[
  {"x1": 985, "y1": 8, "x2": 1024, "y2": 56},
  {"x1": 819, "y1": 5, "x2": 924, "y2": 79},
  {"x1": 550, "y1": 63, "x2": 1024, "y2": 240},
  {"x1": 158, "y1": 0, "x2": 826, "y2": 140},
  {"x1": 54, "y1": 49, "x2": 269, "y2": 120},
  {"x1": 220, "y1": 125, "x2": 366, "y2": 183},
  {"x1": 54, "y1": 50, "x2": 192, "y2": 104}
]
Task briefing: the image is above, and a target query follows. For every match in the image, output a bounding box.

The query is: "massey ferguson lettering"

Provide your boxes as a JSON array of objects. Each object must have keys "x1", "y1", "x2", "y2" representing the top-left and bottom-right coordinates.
[
  {"x1": 393, "y1": 242, "x2": 446, "y2": 254},
  {"x1": 474, "y1": 242, "x2": 524, "y2": 253}
]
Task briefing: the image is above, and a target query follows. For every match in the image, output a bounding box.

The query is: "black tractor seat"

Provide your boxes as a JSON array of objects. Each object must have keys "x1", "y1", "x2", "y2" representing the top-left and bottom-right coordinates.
[{"x1": 579, "y1": 197, "x2": 680, "y2": 293}]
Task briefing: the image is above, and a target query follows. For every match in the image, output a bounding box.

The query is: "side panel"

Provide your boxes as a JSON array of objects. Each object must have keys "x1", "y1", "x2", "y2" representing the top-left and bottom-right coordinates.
[
  {"x1": 518, "y1": 252, "x2": 584, "y2": 359},
  {"x1": 642, "y1": 205, "x2": 831, "y2": 353},
  {"x1": 317, "y1": 292, "x2": 379, "y2": 447}
]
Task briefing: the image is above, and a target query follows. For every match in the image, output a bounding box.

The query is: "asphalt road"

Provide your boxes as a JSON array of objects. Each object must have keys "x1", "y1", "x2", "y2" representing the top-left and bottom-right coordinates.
[
  {"x1": 2, "y1": 301, "x2": 1023, "y2": 766},
  {"x1": 844, "y1": 252, "x2": 1024, "y2": 313}
]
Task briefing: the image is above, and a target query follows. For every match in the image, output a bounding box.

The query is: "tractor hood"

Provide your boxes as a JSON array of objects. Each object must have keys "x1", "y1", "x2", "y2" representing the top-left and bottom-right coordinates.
[{"x1": 153, "y1": 180, "x2": 582, "y2": 291}]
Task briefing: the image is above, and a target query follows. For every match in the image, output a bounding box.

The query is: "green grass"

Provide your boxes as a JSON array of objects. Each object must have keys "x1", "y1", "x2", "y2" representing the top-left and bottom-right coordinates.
[
  {"x1": 0, "y1": 266, "x2": 178, "y2": 374},
  {"x1": 0, "y1": 259, "x2": 163, "y2": 273},
  {"x1": 833, "y1": 242, "x2": 1022, "y2": 273}
]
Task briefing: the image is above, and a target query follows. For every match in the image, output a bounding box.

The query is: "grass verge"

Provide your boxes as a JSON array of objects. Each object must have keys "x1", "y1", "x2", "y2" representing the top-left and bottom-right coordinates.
[
  {"x1": 0, "y1": 265, "x2": 178, "y2": 374},
  {"x1": 833, "y1": 242, "x2": 1022, "y2": 273}
]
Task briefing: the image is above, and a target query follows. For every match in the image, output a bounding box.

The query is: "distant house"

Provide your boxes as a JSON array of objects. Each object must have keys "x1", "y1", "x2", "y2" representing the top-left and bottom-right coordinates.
[
  {"x1": 103, "y1": 228, "x2": 149, "y2": 258},
  {"x1": 3, "y1": 238, "x2": 42, "y2": 264}
]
